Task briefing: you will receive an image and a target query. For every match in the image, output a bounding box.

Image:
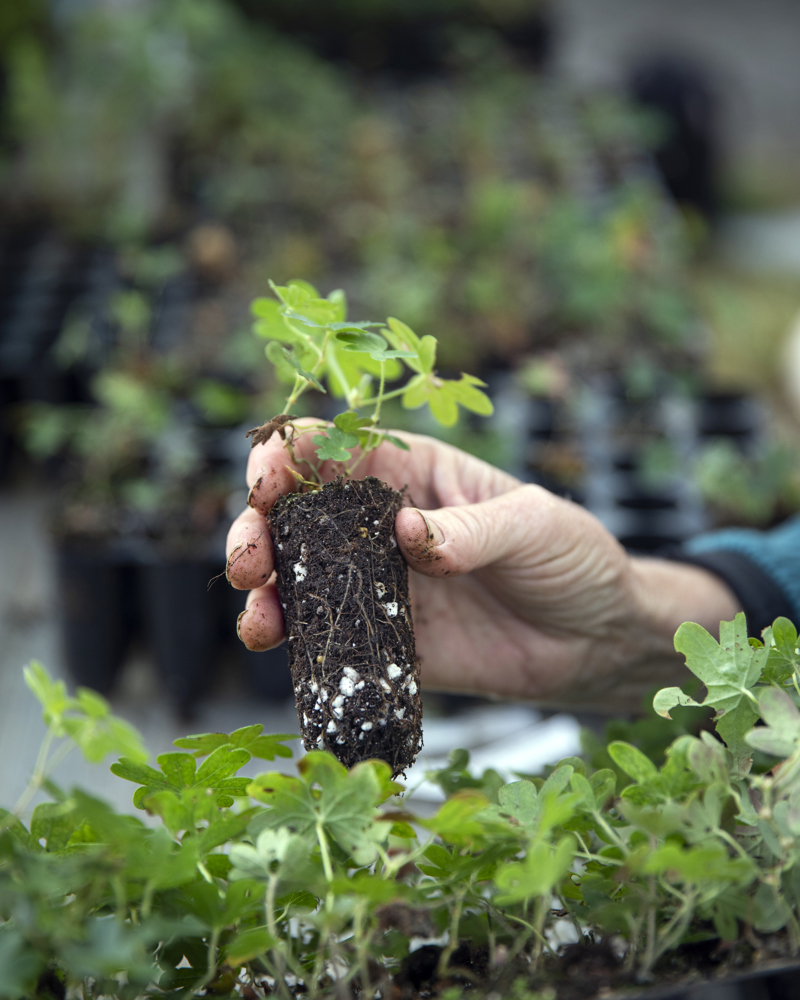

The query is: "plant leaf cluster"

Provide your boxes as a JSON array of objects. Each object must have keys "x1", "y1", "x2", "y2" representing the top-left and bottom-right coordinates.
[
  {"x1": 251, "y1": 280, "x2": 493, "y2": 479},
  {"x1": 5, "y1": 616, "x2": 800, "y2": 997}
]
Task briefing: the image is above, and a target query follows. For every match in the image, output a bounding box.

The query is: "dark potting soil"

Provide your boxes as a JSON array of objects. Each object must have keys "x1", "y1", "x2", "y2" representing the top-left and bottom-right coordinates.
[
  {"x1": 268, "y1": 476, "x2": 422, "y2": 776},
  {"x1": 389, "y1": 933, "x2": 800, "y2": 1000}
]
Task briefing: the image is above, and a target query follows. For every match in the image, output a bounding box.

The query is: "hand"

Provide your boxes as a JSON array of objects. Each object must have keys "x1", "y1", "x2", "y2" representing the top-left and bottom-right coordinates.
[{"x1": 226, "y1": 424, "x2": 739, "y2": 710}]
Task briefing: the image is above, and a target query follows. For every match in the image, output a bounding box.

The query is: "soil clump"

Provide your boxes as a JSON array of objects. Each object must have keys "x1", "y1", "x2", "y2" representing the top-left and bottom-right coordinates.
[{"x1": 269, "y1": 476, "x2": 422, "y2": 775}]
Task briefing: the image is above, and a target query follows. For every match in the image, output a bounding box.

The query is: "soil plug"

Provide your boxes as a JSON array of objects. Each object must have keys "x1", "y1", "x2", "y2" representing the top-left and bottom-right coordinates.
[
  {"x1": 248, "y1": 279, "x2": 493, "y2": 773},
  {"x1": 269, "y1": 477, "x2": 421, "y2": 774}
]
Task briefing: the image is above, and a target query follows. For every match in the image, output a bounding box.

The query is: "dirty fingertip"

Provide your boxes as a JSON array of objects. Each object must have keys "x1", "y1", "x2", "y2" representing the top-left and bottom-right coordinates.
[
  {"x1": 247, "y1": 475, "x2": 270, "y2": 515},
  {"x1": 237, "y1": 600, "x2": 283, "y2": 651},
  {"x1": 396, "y1": 507, "x2": 446, "y2": 570}
]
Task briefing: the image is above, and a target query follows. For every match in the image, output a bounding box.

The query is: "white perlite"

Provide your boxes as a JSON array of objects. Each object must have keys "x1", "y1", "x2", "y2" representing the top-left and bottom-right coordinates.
[
  {"x1": 361, "y1": 721, "x2": 373, "y2": 731},
  {"x1": 339, "y1": 676, "x2": 355, "y2": 697},
  {"x1": 383, "y1": 602, "x2": 399, "y2": 617},
  {"x1": 374, "y1": 581, "x2": 387, "y2": 599},
  {"x1": 386, "y1": 663, "x2": 402, "y2": 680},
  {"x1": 293, "y1": 562, "x2": 307, "y2": 582}
]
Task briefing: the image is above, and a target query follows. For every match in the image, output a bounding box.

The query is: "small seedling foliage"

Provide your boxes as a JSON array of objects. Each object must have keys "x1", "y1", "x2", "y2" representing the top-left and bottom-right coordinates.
[
  {"x1": 250, "y1": 280, "x2": 493, "y2": 480},
  {"x1": 5, "y1": 615, "x2": 800, "y2": 996}
]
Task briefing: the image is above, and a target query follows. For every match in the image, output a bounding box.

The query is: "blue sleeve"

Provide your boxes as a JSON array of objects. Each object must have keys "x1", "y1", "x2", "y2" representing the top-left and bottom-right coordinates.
[{"x1": 681, "y1": 515, "x2": 800, "y2": 629}]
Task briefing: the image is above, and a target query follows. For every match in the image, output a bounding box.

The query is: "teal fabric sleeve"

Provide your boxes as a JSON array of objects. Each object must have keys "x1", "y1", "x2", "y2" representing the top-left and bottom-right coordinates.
[{"x1": 684, "y1": 516, "x2": 800, "y2": 626}]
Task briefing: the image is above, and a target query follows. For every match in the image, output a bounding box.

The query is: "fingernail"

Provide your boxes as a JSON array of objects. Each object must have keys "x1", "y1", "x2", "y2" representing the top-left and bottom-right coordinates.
[
  {"x1": 414, "y1": 508, "x2": 444, "y2": 547},
  {"x1": 226, "y1": 543, "x2": 243, "y2": 582},
  {"x1": 236, "y1": 608, "x2": 248, "y2": 641},
  {"x1": 247, "y1": 475, "x2": 264, "y2": 510}
]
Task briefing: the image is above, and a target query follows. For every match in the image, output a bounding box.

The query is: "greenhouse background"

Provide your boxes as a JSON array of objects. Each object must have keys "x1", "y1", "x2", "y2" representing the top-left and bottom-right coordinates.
[{"x1": 1, "y1": 0, "x2": 800, "y2": 811}]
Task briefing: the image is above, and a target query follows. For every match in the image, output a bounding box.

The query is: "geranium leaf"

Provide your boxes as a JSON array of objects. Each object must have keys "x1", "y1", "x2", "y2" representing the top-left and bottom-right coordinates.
[{"x1": 313, "y1": 427, "x2": 360, "y2": 462}]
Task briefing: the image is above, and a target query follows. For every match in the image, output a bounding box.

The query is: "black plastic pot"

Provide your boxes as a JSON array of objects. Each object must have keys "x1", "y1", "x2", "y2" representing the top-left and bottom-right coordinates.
[
  {"x1": 697, "y1": 391, "x2": 761, "y2": 441},
  {"x1": 139, "y1": 557, "x2": 223, "y2": 719},
  {"x1": 55, "y1": 543, "x2": 138, "y2": 695},
  {"x1": 632, "y1": 958, "x2": 800, "y2": 1000}
]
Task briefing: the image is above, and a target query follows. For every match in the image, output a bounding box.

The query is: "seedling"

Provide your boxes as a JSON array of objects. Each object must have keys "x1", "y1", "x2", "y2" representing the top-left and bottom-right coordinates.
[
  {"x1": 247, "y1": 280, "x2": 493, "y2": 774},
  {"x1": 6, "y1": 615, "x2": 800, "y2": 997}
]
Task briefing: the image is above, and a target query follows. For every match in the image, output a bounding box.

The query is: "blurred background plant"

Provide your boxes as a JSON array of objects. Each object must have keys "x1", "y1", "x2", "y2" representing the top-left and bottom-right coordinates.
[{"x1": 2, "y1": 0, "x2": 800, "y2": 711}]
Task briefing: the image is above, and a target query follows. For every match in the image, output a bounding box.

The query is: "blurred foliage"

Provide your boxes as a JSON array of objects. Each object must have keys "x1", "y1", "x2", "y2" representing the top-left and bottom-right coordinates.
[
  {"x1": 693, "y1": 265, "x2": 800, "y2": 391},
  {"x1": 693, "y1": 438, "x2": 800, "y2": 528},
  {"x1": 0, "y1": 0, "x2": 695, "y2": 375},
  {"x1": 17, "y1": 263, "x2": 279, "y2": 543}
]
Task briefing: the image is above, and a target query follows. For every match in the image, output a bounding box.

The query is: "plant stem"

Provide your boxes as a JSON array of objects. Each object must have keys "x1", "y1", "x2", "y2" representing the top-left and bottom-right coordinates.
[
  {"x1": 316, "y1": 819, "x2": 336, "y2": 913},
  {"x1": 141, "y1": 879, "x2": 155, "y2": 919},
  {"x1": 9, "y1": 728, "x2": 74, "y2": 826},
  {"x1": 437, "y1": 887, "x2": 465, "y2": 978},
  {"x1": 266, "y1": 874, "x2": 292, "y2": 1000},
  {"x1": 505, "y1": 907, "x2": 557, "y2": 962},
  {"x1": 358, "y1": 385, "x2": 409, "y2": 407},
  {"x1": 191, "y1": 926, "x2": 222, "y2": 996}
]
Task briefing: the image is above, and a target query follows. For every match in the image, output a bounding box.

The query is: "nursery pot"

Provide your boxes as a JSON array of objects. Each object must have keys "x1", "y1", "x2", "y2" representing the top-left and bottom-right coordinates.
[
  {"x1": 139, "y1": 556, "x2": 222, "y2": 718},
  {"x1": 55, "y1": 542, "x2": 138, "y2": 695},
  {"x1": 631, "y1": 957, "x2": 800, "y2": 1000},
  {"x1": 267, "y1": 476, "x2": 422, "y2": 775}
]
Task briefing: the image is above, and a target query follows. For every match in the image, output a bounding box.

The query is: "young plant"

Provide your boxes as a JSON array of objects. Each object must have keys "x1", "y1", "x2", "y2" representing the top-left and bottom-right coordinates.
[
  {"x1": 6, "y1": 617, "x2": 800, "y2": 998},
  {"x1": 245, "y1": 280, "x2": 493, "y2": 775}
]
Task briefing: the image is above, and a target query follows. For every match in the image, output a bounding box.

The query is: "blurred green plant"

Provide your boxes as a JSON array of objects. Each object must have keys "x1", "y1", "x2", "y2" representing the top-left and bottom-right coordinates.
[
  {"x1": 0, "y1": 0, "x2": 695, "y2": 377},
  {"x1": 6, "y1": 614, "x2": 800, "y2": 995},
  {"x1": 694, "y1": 438, "x2": 800, "y2": 528}
]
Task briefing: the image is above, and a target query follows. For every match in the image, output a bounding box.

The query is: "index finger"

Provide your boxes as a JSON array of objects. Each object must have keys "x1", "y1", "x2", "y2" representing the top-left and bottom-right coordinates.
[{"x1": 245, "y1": 419, "x2": 317, "y2": 515}]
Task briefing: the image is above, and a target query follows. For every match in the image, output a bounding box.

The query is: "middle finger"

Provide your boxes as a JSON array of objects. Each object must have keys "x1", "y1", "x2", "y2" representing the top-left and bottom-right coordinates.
[{"x1": 226, "y1": 507, "x2": 275, "y2": 590}]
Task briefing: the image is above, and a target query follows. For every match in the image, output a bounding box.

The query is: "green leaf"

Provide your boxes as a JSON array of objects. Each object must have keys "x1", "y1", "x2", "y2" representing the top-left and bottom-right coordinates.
[
  {"x1": 763, "y1": 617, "x2": 800, "y2": 684},
  {"x1": 653, "y1": 687, "x2": 703, "y2": 719},
  {"x1": 642, "y1": 842, "x2": 754, "y2": 885},
  {"x1": 252, "y1": 297, "x2": 299, "y2": 344},
  {"x1": 195, "y1": 745, "x2": 252, "y2": 785},
  {"x1": 24, "y1": 661, "x2": 71, "y2": 726},
  {"x1": 447, "y1": 373, "x2": 494, "y2": 416},
  {"x1": 333, "y1": 411, "x2": 373, "y2": 436},
  {"x1": 313, "y1": 427, "x2": 360, "y2": 462},
  {"x1": 674, "y1": 614, "x2": 766, "y2": 717},
  {"x1": 336, "y1": 329, "x2": 416, "y2": 362},
  {"x1": 379, "y1": 432, "x2": 410, "y2": 451},
  {"x1": 385, "y1": 317, "x2": 421, "y2": 353},
  {"x1": 173, "y1": 728, "x2": 297, "y2": 760},
  {"x1": 418, "y1": 335, "x2": 437, "y2": 374},
  {"x1": 229, "y1": 827, "x2": 316, "y2": 892},
  {"x1": 420, "y1": 790, "x2": 491, "y2": 847},
  {"x1": 30, "y1": 800, "x2": 78, "y2": 851},
  {"x1": 607, "y1": 742, "x2": 659, "y2": 786},
  {"x1": 494, "y1": 835, "x2": 576, "y2": 904},
  {"x1": 226, "y1": 926, "x2": 275, "y2": 966},
  {"x1": 265, "y1": 339, "x2": 300, "y2": 383},
  {"x1": 0, "y1": 931, "x2": 43, "y2": 996},
  {"x1": 746, "y1": 687, "x2": 800, "y2": 758},
  {"x1": 156, "y1": 752, "x2": 197, "y2": 788},
  {"x1": 401, "y1": 373, "x2": 492, "y2": 426},
  {"x1": 271, "y1": 344, "x2": 326, "y2": 392},
  {"x1": 686, "y1": 734, "x2": 727, "y2": 784},
  {"x1": 249, "y1": 753, "x2": 399, "y2": 866},
  {"x1": 658, "y1": 615, "x2": 766, "y2": 767}
]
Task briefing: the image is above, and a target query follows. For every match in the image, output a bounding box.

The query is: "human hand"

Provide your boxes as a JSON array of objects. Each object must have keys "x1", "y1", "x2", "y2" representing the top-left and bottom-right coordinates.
[{"x1": 226, "y1": 423, "x2": 739, "y2": 710}]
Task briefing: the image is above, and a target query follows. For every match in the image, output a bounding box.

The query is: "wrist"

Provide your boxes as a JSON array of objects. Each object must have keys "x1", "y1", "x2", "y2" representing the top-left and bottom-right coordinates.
[
  {"x1": 629, "y1": 557, "x2": 741, "y2": 654},
  {"x1": 601, "y1": 557, "x2": 741, "y2": 712}
]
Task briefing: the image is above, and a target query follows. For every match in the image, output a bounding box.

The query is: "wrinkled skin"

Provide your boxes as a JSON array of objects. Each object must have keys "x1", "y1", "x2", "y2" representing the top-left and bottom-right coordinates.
[{"x1": 226, "y1": 422, "x2": 739, "y2": 708}]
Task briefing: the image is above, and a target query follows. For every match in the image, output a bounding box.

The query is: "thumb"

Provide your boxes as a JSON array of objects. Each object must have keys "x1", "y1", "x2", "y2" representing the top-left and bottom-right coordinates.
[{"x1": 395, "y1": 485, "x2": 551, "y2": 578}]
